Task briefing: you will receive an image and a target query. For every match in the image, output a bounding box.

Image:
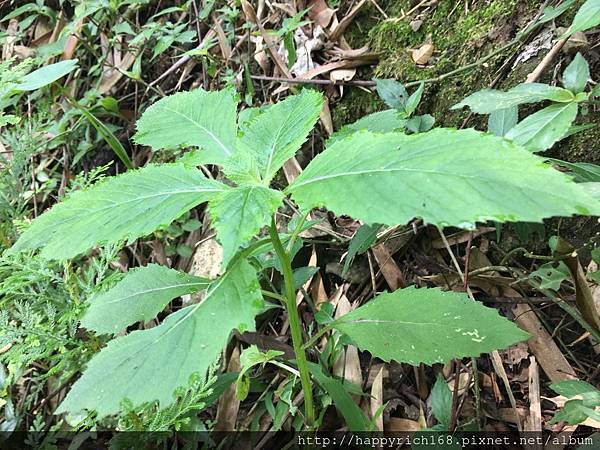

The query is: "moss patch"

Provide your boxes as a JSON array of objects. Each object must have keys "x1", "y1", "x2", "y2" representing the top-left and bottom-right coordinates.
[{"x1": 335, "y1": 0, "x2": 535, "y2": 127}]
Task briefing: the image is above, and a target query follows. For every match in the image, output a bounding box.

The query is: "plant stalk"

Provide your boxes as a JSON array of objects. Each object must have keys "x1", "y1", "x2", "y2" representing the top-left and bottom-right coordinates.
[{"x1": 269, "y1": 218, "x2": 315, "y2": 426}]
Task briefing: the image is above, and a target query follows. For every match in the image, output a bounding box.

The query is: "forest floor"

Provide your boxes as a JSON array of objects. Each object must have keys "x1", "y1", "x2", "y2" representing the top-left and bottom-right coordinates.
[{"x1": 0, "y1": 0, "x2": 599, "y2": 447}]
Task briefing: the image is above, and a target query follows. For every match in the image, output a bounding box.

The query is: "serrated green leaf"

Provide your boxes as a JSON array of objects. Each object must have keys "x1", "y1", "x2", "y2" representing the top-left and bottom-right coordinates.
[
  {"x1": 563, "y1": 53, "x2": 590, "y2": 94},
  {"x1": 375, "y1": 78, "x2": 408, "y2": 109},
  {"x1": 452, "y1": 83, "x2": 574, "y2": 114},
  {"x1": 9, "y1": 164, "x2": 227, "y2": 260},
  {"x1": 287, "y1": 129, "x2": 600, "y2": 229},
  {"x1": 505, "y1": 102, "x2": 578, "y2": 153},
  {"x1": 431, "y1": 374, "x2": 453, "y2": 428},
  {"x1": 328, "y1": 110, "x2": 407, "y2": 144},
  {"x1": 330, "y1": 287, "x2": 529, "y2": 365},
  {"x1": 210, "y1": 185, "x2": 283, "y2": 266},
  {"x1": 488, "y1": 106, "x2": 518, "y2": 137},
  {"x1": 81, "y1": 264, "x2": 209, "y2": 335},
  {"x1": 133, "y1": 89, "x2": 237, "y2": 164},
  {"x1": 232, "y1": 90, "x2": 322, "y2": 183},
  {"x1": 56, "y1": 259, "x2": 263, "y2": 418},
  {"x1": 567, "y1": 0, "x2": 600, "y2": 36},
  {"x1": 14, "y1": 59, "x2": 78, "y2": 91}
]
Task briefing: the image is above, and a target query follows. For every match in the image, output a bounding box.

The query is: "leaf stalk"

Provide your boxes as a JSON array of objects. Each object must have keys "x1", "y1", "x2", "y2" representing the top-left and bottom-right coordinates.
[{"x1": 269, "y1": 217, "x2": 315, "y2": 427}]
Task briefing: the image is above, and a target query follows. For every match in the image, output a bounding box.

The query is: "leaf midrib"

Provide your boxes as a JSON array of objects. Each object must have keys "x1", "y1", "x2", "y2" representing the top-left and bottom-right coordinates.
[{"x1": 161, "y1": 105, "x2": 233, "y2": 156}]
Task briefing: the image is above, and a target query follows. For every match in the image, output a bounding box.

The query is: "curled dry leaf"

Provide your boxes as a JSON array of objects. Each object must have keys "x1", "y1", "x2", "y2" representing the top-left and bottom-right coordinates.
[
  {"x1": 412, "y1": 43, "x2": 434, "y2": 65},
  {"x1": 309, "y1": 0, "x2": 335, "y2": 28},
  {"x1": 329, "y1": 68, "x2": 356, "y2": 82},
  {"x1": 386, "y1": 417, "x2": 421, "y2": 432}
]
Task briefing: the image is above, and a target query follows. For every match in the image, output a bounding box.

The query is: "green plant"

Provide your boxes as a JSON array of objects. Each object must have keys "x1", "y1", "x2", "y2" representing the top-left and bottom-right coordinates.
[
  {"x1": 550, "y1": 380, "x2": 600, "y2": 425},
  {"x1": 453, "y1": 53, "x2": 597, "y2": 153},
  {"x1": 7, "y1": 84, "x2": 600, "y2": 429}
]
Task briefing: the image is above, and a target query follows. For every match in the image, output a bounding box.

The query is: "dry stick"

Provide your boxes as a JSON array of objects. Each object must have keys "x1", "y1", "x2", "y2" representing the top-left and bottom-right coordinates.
[
  {"x1": 525, "y1": 37, "x2": 568, "y2": 83},
  {"x1": 448, "y1": 361, "x2": 462, "y2": 431},
  {"x1": 250, "y1": 74, "x2": 376, "y2": 86},
  {"x1": 437, "y1": 227, "x2": 520, "y2": 432}
]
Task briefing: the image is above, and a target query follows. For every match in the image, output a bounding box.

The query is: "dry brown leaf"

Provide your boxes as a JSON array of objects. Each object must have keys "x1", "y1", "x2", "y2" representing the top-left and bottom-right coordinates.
[
  {"x1": 62, "y1": 20, "x2": 84, "y2": 60},
  {"x1": 333, "y1": 295, "x2": 362, "y2": 397},
  {"x1": 2, "y1": 19, "x2": 18, "y2": 60},
  {"x1": 309, "y1": 0, "x2": 335, "y2": 28},
  {"x1": 512, "y1": 302, "x2": 577, "y2": 382},
  {"x1": 99, "y1": 50, "x2": 136, "y2": 95},
  {"x1": 431, "y1": 227, "x2": 495, "y2": 249},
  {"x1": 212, "y1": 14, "x2": 232, "y2": 61},
  {"x1": 252, "y1": 35, "x2": 270, "y2": 73},
  {"x1": 329, "y1": 0, "x2": 367, "y2": 41},
  {"x1": 370, "y1": 366, "x2": 384, "y2": 431},
  {"x1": 525, "y1": 357, "x2": 542, "y2": 444},
  {"x1": 371, "y1": 244, "x2": 405, "y2": 290},
  {"x1": 447, "y1": 371, "x2": 471, "y2": 396},
  {"x1": 556, "y1": 238, "x2": 600, "y2": 332},
  {"x1": 320, "y1": 96, "x2": 334, "y2": 136},
  {"x1": 214, "y1": 346, "x2": 241, "y2": 431},
  {"x1": 499, "y1": 342, "x2": 529, "y2": 366},
  {"x1": 329, "y1": 68, "x2": 356, "y2": 82},
  {"x1": 412, "y1": 43, "x2": 434, "y2": 65},
  {"x1": 308, "y1": 0, "x2": 335, "y2": 28},
  {"x1": 386, "y1": 417, "x2": 421, "y2": 432}
]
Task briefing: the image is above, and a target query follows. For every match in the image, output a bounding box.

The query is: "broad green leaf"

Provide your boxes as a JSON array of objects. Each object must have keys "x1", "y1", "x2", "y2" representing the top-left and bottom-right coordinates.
[
  {"x1": 81, "y1": 264, "x2": 209, "y2": 335},
  {"x1": 342, "y1": 223, "x2": 381, "y2": 277},
  {"x1": 567, "y1": 0, "x2": 600, "y2": 36},
  {"x1": 232, "y1": 89, "x2": 322, "y2": 183},
  {"x1": 550, "y1": 380, "x2": 600, "y2": 425},
  {"x1": 452, "y1": 83, "x2": 574, "y2": 114},
  {"x1": 307, "y1": 362, "x2": 375, "y2": 431},
  {"x1": 133, "y1": 89, "x2": 237, "y2": 164},
  {"x1": 563, "y1": 53, "x2": 589, "y2": 94},
  {"x1": 328, "y1": 110, "x2": 407, "y2": 144},
  {"x1": 287, "y1": 129, "x2": 600, "y2": 229},
  {"x1": 487, "y1": 106, "x2": 518, "y2": 137},
  {"x1": 547, "y1": 158, "x2": 600, "y2": 182},
  {"x1": 505, "y1": 102, "x2": 578, "y2": 152},
  {"x1": 552, "y1": 380, "x2": 600, "y2": 399},
  {"x1": 374, "y1": 78, "x2": 408, "y2": 109},
  {"x1": 431, "y1": 374, "x2": 452, "y2": 428},
  {"x1": 330, "y1": 287, "x2": 529, "y2": 365},
  {"x1": 9, "y1": 164, "x2": 227, "y2": 260},
  {"x1": 56, "y1": 259, "x2": 264, "y2": 418},
  {"x1": 209, "y1": 185, "x2": 283, "y2": 266},
  {"x1": 14, "y1": 59, "x2": 78, "y2": 91}
]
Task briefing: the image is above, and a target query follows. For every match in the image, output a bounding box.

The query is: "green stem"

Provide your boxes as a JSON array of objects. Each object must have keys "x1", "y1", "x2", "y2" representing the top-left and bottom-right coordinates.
[
  {"x1": 302, "y1": 324, "x2": 334, "y2": 351},
  {"x1": 269, "y1": 217, "x2": 315, "y2": 426}
]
